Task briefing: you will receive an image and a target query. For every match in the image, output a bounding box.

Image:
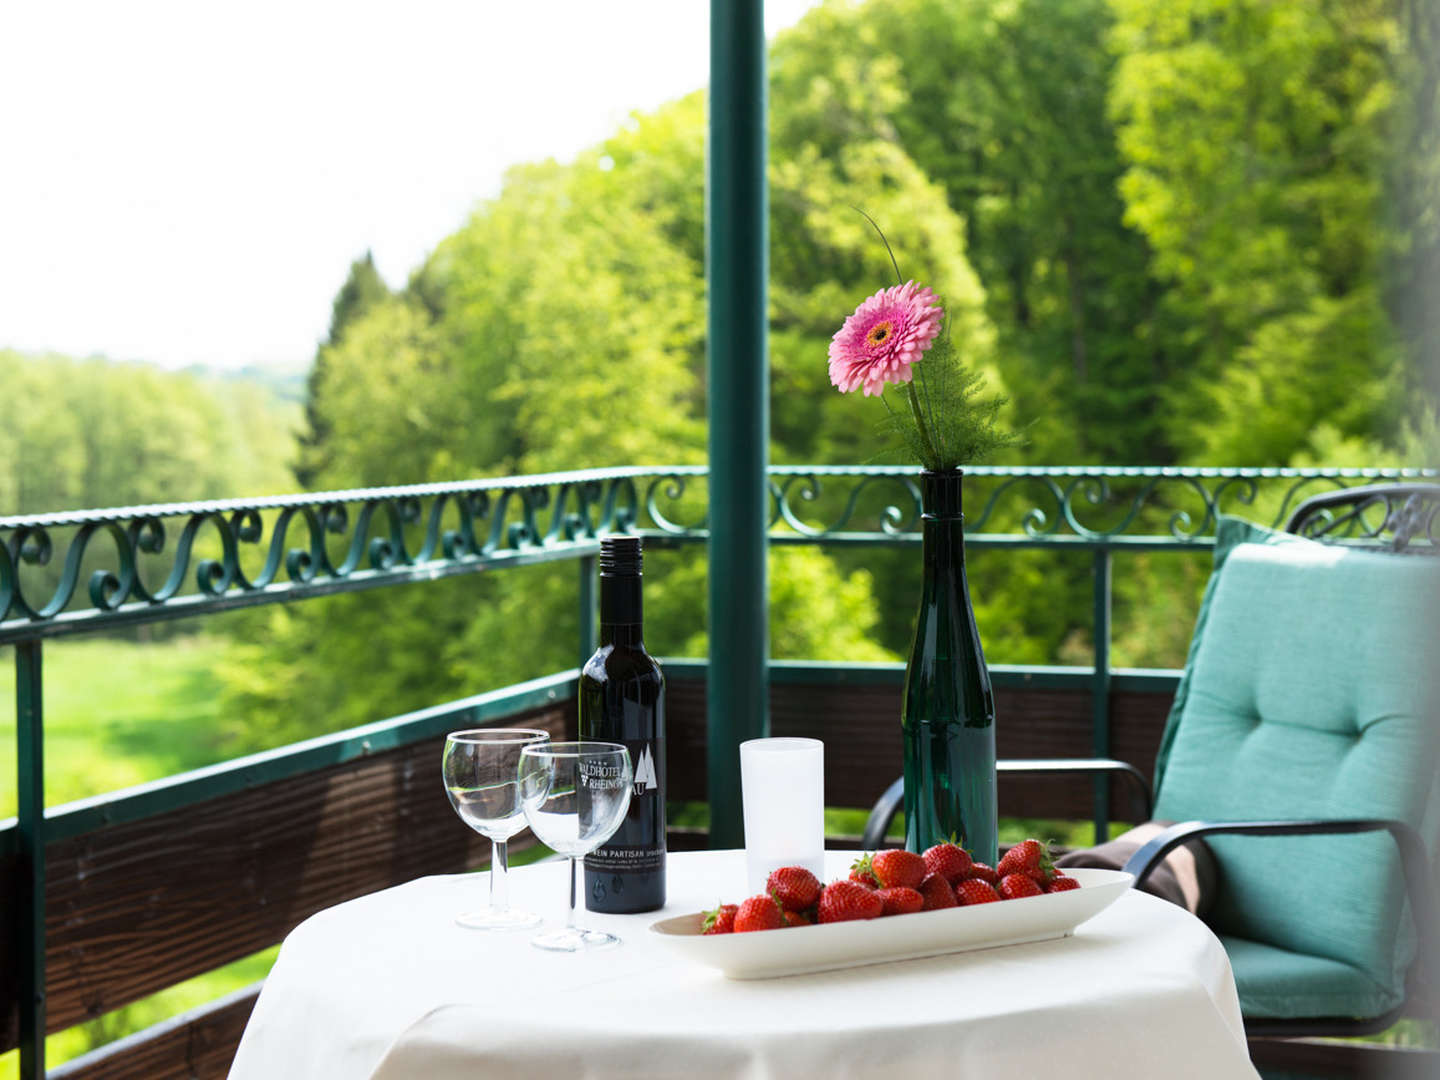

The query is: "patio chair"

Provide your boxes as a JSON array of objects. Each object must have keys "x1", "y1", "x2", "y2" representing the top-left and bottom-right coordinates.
[{"x1": 862, "y1": 483, "x2": 1440, "y2": 1037}]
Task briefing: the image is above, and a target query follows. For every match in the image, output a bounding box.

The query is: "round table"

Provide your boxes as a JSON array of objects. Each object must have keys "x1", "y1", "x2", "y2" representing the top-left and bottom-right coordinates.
[{"x1": 228, "y1": 849, "x2": 1258, "y2": 1079}]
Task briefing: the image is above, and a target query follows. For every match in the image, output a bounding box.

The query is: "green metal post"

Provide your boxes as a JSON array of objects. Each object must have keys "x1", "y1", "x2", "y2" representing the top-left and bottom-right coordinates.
[
  {"x1": 16, "y1": 640, "x2": 45, "y2": 1079},
  {"x1": 1091, "y1": 551, "x2": 1112, "y2": 843},
  {"x1": 706, "y1": 0, "x2": 769, "y2": 848},
  {"x1": 578, "y1": 554, "x2": 597, "y2": 670}
]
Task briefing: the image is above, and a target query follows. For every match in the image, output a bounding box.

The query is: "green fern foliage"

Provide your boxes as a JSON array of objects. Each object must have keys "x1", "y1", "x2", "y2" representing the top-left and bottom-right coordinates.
[{"x1": 874, "y1": 322, "x2": 1019, "y2": 471}]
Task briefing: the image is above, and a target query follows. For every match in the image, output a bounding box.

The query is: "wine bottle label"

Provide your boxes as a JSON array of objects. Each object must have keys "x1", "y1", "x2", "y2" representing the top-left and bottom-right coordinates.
[
  {"x1": 586, "y1": 846, "x2": 665, "y2": 874},
  {"x1": 631, "y1": 742, "x2": 659, "y2": 797},
  {"x1": 586, "y1": 736, "x2": 665, "y2": 875}
]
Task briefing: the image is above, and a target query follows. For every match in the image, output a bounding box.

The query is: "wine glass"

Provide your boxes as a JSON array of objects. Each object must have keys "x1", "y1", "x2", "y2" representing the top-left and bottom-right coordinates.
[
  {"x1": 518, "y1": 740, "x2": 633, "y2": 952},
  {"x1": 442, "y1": 728, "x2": 551, "y2": 929}
]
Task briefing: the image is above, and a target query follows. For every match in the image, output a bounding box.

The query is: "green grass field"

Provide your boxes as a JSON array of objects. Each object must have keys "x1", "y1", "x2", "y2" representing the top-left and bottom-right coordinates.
[
  {"x1": 0, "y1": 636, "x2": 276, "y2": 1075},
  {"x1": 0, "y1": 636, "x2": 278, "y2": 1077},
  {"x1": 0, "y1": 636, "x2": 241, "y2": 817}
]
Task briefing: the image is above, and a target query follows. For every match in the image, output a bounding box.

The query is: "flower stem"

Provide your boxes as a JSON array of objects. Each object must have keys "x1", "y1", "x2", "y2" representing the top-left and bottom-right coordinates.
[{"x1": 906, "y1": 379, "x2": 941, "y2": 468}]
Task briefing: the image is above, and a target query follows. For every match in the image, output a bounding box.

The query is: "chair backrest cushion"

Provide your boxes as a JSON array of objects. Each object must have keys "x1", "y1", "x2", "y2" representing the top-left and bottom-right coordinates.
[{"x1": 1153, "y1": 517, "x2": 1439, "y2": 1001}]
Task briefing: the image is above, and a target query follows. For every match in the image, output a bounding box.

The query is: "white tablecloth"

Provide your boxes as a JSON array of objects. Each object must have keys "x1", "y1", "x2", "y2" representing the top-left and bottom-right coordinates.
[{"x1": 229, "y1": 849, "x2": 1258, "y2": 1079}]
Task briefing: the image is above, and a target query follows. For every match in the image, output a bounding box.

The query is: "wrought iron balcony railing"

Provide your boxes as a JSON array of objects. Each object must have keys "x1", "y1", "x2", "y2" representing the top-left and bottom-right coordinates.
[{"x1": 3, "y1": 464, "x2": 1430, "y2": 640}]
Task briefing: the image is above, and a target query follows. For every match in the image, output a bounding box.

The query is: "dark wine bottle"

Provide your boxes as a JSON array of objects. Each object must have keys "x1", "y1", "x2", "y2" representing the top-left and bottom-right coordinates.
[{"x1": 581, "y1": 535, "x2": 666, "y2": 913}]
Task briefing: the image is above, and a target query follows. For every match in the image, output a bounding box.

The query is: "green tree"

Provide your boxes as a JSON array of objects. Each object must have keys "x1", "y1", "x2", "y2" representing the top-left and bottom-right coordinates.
[
  {"x1": 295, "y1": 252, "x2": 392, "y2": 488},
  {"x1": 0, "y1": 350, "x2": 298, "y2": 515},
  {"x1": 1109, "y1": 0, "x2": 1412, "y2": 463},
  {"x1": 766, "y1": 0, "x2": 1173, "y2": 463},
  {"x1": 1387, "y1": 0, "x2": 1440, "y2": 408},
  {"x1": 764, "y1": 8, "x2": 999, "y2": 467}
]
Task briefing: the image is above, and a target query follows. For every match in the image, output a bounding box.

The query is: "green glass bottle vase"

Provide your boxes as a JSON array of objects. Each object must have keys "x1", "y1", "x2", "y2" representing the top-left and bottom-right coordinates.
[{"x1": 901, "y1": 469, "x2": 998, "y2": 864}]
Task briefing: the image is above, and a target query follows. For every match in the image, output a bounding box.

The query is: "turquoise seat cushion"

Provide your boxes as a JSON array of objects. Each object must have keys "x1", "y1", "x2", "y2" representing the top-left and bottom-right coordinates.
[
  {"x1": 1153, "y1": 517, "x2": 1439, "y2": 1013},
  {"x1": 1221, "y1": 935, "x2": 1403, "y2": 1021}
]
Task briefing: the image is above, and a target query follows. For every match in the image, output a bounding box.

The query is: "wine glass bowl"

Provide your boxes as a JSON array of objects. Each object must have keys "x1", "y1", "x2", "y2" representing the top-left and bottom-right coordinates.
[
  {"x1": 442, "y1": 728, "x2": 551, "y2": 930},
  {"x1": 519, "y1": 740, "x2": 633, "y2": 951}
]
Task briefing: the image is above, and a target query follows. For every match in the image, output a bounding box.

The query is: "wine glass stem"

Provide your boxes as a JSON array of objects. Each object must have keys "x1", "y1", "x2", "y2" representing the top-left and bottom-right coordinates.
[
  {"x1": 489, "y1": 838, "x2": 509, "y2": 913},
  {"x1": 567, "y1": 856, "x2": 579, "y2": 931}
]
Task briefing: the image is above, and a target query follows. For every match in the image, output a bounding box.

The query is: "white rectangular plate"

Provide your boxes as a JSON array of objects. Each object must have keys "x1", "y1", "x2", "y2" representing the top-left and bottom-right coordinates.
[{"x1": 649, "y1": 867, "x2": 1133, "y2": 979}]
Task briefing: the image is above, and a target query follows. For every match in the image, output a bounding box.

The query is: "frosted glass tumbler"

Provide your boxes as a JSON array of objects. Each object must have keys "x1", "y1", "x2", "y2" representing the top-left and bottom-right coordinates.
[{"x1": 740, "y1": 737, "x2": 825, "y2": 894}]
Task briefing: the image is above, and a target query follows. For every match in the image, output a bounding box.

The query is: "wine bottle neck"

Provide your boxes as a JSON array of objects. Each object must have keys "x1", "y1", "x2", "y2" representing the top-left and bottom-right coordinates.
[
  {"x1": 922, "y1": 514, "x2": 966, "y2": 556},
  {"x1": 919, "y1": 469, "x2": 964, "y2": 520},
  {"x1": 599, "y1": 574, "x2": 644, "y2": 645},
  {"x1": 600, "y1": 623, "x2": 645, "y2": 647},
  {"x1": 921, "y1": 472, "x2": 967, "y2": 558},
  {"x1": 919, "y1": 470, "x2": 966, "y2": 572}
]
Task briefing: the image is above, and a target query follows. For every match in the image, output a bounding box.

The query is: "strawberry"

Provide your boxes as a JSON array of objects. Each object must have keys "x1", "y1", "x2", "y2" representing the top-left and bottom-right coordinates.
[
  {"x1": 955, "y1": 879, "x2": 1001, "y2": 906},
  {"x1": 781, "y1": 908, "x2": 813, "y2": 927},
  {"x1": 997, "y1": 839, "x2": 1055, "y2": 884},
  {"x1": 701, "y1": 902, "x2": 738, "y2": 934},
  {"x1": 922, "y1": 842, "x2": 973, "y2": 884},
  {"x1": 766, "y1": 866, "x2": 821, "y2": 912},
  {"x1": 733, "y1": 894, "x2": 783, "y2": 932},
  {"x1": 919, "y1": 872, "x2": 958, "y2": 910},
  {"x1": 999, "y1": 873, "x2": 1044, "y2": 900},
  {"x1": 875, "y1": 885, "x2": 925, "y2": 916},
  {"x1": 817, "y1": 880, "x2": 884, "y2": 923},
  {"x1": 966, "y1": 862, "x2": 1000, "y2": 887},
  {"x1": 848, "y1": 855, "x2": 880, "y2": 889},
  {"x1": 1046, "y1": 875, "x2": 1081, "y2": 893},
  {"x1": 863, "y1": 850, "x2": 926, "y2": 890}
]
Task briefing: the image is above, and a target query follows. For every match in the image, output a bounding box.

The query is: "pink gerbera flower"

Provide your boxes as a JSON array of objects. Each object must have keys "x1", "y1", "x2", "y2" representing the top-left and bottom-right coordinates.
[{"x1": 828, "y1": 280, "x2": 943, "y2": 397}]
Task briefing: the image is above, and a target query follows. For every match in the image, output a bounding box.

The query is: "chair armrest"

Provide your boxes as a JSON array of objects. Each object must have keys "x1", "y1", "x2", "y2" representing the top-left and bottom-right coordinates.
[
  {"x1": 998, "y1": 759, "x2": 1153, "y2": 823},
  {"x1": 859, "y1": 757, "x2": 1153, "y2": 851},
  {"x1": 861, "y1": 778, "x2": 906, "y2": 850},
  {"x1": 1122, "y1": 819, "x2": 1439, "y2": 1003}
]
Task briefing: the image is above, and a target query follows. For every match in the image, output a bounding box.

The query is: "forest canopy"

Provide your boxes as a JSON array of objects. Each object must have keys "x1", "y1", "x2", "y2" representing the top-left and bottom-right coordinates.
[
  {"x1": 7, "y1": 0, "x2": 1434, "y2": 747},
  {"x1": 209, "y1": 0, "x2": 1436, "y2": 746},
  {"x1": 0, "y1": 350, "x2": 299, "y2": 515}
]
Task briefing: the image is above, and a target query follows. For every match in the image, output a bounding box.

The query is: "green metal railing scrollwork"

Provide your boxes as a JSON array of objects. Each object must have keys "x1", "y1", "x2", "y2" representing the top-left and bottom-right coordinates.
[
  {"x1": 0, "y1": 468, "x2": 692, "y2": 642},
  {"x1": 3, "y1": 465, "x2": 1433, "y2": 641},
  {"x1": 754, "y1": 465, "x2": 1437, "y2": 544}
]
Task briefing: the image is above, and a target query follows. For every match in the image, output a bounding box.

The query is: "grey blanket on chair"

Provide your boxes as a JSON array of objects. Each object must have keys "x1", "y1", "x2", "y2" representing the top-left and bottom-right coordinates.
[{"x1": 1055, "y1": 821, "x2": 1218, "y2": 918}]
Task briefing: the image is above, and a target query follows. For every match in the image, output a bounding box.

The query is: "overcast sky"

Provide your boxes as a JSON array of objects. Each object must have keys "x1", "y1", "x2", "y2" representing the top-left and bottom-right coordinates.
[{"x1": 0, "y1": 1, "x2": 817, "y2": 373}]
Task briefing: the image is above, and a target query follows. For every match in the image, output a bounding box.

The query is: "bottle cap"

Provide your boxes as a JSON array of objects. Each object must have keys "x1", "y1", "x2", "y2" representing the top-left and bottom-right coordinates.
[{"x1": 599, "y1": 534, "x2": 643, "y2": 576}]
